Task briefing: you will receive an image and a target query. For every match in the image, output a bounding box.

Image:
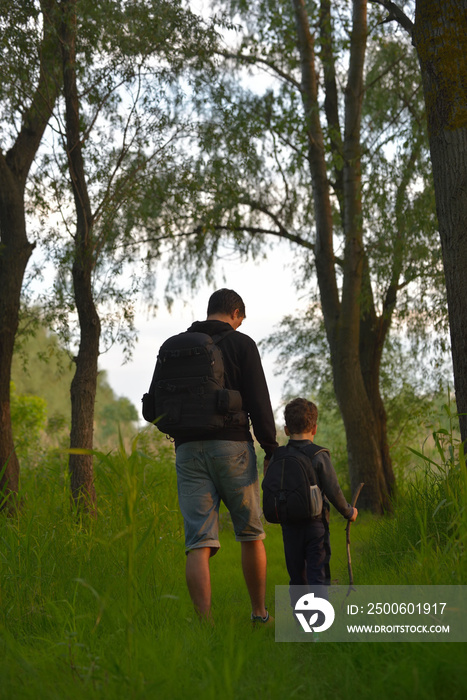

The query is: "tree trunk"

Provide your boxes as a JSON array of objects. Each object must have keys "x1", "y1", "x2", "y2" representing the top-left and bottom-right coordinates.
[
  {"x1": 331, "y1": 340, "x2": 392, "y2": 511},
  {"x1": 61, "y1": 0, "x2": 99, "y2": 513},
  {"x1": 69, "y1": 263, "x2": 100, "y2": 513},
  {"x1": 0, "y1": 178, "x2": 34, "y2": 504},
  {"x1": 413, "y1": 0, "x2": 467, "y2": 443},
  {"x1": 359, "y1": 311, "x2": 395, "y2": 499},
  {"x1": 0, "y1": 1, "x2": 60, "y2": 507}
]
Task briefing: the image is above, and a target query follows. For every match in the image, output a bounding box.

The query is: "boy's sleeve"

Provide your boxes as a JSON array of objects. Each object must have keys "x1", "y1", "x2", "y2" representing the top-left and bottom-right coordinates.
[{"x1": 313, "y1": 451, "x2": 354, "y2": 519}]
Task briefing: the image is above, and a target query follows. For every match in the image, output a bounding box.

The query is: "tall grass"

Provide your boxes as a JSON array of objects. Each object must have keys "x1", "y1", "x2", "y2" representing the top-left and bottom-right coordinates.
[
  {"x1": 358, "y1": 403, "x2": 467, "y2": 585},
  {"x1": 0, "y1": 425, "x2": 466, "y2": 700}
]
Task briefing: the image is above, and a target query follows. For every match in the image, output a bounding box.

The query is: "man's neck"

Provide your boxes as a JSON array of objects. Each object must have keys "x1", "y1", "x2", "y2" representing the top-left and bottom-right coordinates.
[
  {"x1": 207, "y1": 310, "x2": 244, "y2": 330},
  {"x1": 207, "y1": 313, "x2": 232, "y2": 324}
]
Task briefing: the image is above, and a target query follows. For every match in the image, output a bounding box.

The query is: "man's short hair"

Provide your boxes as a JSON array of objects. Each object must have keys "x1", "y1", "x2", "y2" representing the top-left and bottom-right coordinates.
[
  {"x1": 207, "y1": 288, "x2": 246, "y2": 318},
  {"x1": 284, "y1": 398, "x2": 318, "y2": 434}
]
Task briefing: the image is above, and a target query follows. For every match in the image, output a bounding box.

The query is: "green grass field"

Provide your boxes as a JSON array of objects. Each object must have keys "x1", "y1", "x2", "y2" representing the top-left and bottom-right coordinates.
[{"x1": 1, "y1": 427, "x2": 466, "y2": 699}]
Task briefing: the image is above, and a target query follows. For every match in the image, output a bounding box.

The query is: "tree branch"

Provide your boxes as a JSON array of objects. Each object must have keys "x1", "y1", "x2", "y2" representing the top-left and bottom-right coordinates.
[
  {"x1": 370, "y1": 0, "x2": 414, "y2": 36},
  {"x1": 319, "y1": 0, "x2": 344, "y2": 212},
  {"x1": 381, "y1": 141, "x2": 422, "y2": 330},
  {"x1": 137, "y1": 219, "x2": 315, "y2": 253},
  {"x1": 292, "y1": 0, "x2": 340, "y2": 320},
  {"x1": 219, "y1": 50, "x2": 301, "y2": 91},
  {"x1": 5, "y1": 0, "x2": 61, "y2": 186}
]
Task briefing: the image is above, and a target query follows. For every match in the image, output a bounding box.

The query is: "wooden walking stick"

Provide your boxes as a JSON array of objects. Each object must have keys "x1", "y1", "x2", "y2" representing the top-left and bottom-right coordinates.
[{"x1": 346, "y1": 482, "x2": 364, "y2": 596}]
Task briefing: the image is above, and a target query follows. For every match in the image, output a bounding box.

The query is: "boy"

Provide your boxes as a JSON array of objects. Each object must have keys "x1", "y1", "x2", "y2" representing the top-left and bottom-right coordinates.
[{"x1": 275, "y1": 397, "x2": 357, "y2": 591}]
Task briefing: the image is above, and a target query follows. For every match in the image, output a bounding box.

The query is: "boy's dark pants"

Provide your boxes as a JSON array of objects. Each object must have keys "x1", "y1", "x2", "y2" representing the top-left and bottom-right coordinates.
[{"x1": 281, "y1": 517, "x2": 331, "y2": 605}]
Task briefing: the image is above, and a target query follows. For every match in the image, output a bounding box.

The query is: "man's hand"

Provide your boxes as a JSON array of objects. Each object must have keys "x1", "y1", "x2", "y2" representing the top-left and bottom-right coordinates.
[{"x1": 263, "y1": 458, "x2": 270, "y2": 475}]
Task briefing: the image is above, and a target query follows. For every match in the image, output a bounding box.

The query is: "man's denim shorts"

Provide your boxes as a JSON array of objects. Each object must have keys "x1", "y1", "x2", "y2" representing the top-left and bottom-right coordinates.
[{"x1": 175, "y1": 440, "x2": 265, "y2": 552}]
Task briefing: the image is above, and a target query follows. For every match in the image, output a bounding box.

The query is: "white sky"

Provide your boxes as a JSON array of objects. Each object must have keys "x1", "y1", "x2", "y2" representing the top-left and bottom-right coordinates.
[{"x1": 100, "y1": 240, "x2": 306, "y2": 422}]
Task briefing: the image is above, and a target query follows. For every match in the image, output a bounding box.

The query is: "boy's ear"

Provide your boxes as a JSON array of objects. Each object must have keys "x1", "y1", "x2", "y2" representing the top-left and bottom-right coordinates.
[
  {"x1": 312, "y1": 425, "x2": 317, "y2": 437},
  {"x1": 284, "y1": 426, "x2": 290, "y2": 436}
]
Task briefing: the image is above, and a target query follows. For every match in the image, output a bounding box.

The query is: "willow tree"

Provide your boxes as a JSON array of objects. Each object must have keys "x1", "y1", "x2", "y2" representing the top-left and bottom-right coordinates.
[
  {"x1": 373, "y1": 0, "x2": 467, "y2": 445},
  {"x1": 0, "y1": 0, "x2": 61, "y2": 506},
  {"x1": 48, "y1": 0, "x2": 214, "y2": 511},
  {"x1": 158, "y1": 0, "x2": 440, "y2": 512}
]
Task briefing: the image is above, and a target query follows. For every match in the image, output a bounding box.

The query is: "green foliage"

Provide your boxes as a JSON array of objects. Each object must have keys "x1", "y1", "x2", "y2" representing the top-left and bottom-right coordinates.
[
  {"x1": 261, "y1": 304, "x2": 331, "y2": 398},
  {"x1": 26, "y1": 0, "x2": 221, "y2": 352},
  {"x1": 0, "y1": 0, "x2": 42, "y2": 144},
  {"x1": 164, "y1": 0, "x2": 442, "y2": 319},
  {"x1": 76, "y1": 432, "x2": 173, "y2": 671},
  {"x1": 12, "y1": 320, "x2": 138, "y2": 453},
  {"x1": 10, "y1": 382, "x2": 47, "y2": 467},
  {"x1": 96, "y1": 397, "x2": 138, "y2": 443},
  {"x1": 0, "y1": 421, "x2": 466, "y2": 699},
  {"x1": 359, "y1": 405, "x2": 466, "y2": 585},
  {"x1": 262, "y1": 304, "x2": 454, "y2": 483},
  {"x1": 13, "y1": 319, "x2": 73, "y2": 426},
  {"x1": 158, "y1": 1, "x2": 448, "y2": 510}
]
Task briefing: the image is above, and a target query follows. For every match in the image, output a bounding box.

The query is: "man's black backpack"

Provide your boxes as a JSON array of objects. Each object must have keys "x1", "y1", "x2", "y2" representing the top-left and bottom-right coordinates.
[
  {"x1": 141, "y1": 329, "x2": 248, "y2": 440},
  {"x1": 262, "y1": 443, "x2": 329, "y2": 524}
]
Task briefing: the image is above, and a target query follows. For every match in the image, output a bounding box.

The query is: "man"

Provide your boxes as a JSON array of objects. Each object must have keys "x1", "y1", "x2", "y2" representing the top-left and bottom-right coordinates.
[{"x1": 174, "y1": 288, "x2": 278, "y2": 622}]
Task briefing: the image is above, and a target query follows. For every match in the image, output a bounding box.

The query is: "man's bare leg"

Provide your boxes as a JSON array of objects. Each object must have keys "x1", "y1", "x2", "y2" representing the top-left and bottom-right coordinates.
[
  {"x1": 241, "y1": 540, "x2": 268, "y2": 618},
  {"x1": 185, "y1": 547, "x2": 213, "y2": 620}
]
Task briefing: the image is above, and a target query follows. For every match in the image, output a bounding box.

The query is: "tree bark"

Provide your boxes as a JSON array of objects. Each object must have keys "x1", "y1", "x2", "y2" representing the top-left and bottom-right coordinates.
[
  {"x1": 413, "y1": 0, "x2": 467, "y2": 444},
  {"x1": 0, "y1": 174, "x2": 34, "y2": 503},
  {"x1": 60, "y1": 0, "x2": 99, "y2": 514},
  {"x1": 359, "y1": 307, "x2": 395, "y2": 498},
  {"x1": 0, "y1": 0, "x2": 60, "y2": 507},
  {"x1": 331, "y1": 340, "x2": 392, "y2": 509},
  {"x1": 68, "y1": 264, "x2": 100, "y2": 515}
]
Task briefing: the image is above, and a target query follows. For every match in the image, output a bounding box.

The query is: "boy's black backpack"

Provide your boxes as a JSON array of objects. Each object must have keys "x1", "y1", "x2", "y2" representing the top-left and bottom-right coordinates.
[
  {"x1": 141, "y1": 329, "x2": 248, "y2": 440},
  {"x1": 262, "y1": 443, "x2": 329, "y2": 524}
]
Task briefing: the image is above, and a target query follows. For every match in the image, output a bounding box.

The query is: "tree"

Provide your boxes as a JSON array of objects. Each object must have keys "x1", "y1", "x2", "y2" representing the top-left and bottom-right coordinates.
[
  {"x1": 0, "y1": 0, "x2": 61, "y2": 506},
  {"x1": 161, "y1": 0, "x2": 440, "y2": 511},
  {"x1": 58, "y1": 0, "x2": 101, "y2": 512},
  {"x1": 47, "y1": 0, "x2": 215, "y2": 510},
  {"x1": 0, "y1": 0, "x2": 214, "y2": 510},
  {"x1": 372, "y1": 0, "x2": 467, "y2": 445}
]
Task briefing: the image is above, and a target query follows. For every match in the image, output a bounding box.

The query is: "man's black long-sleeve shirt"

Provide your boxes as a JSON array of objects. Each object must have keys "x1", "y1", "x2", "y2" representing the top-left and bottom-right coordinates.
[{"x1": 175, "y1": 320, "x2": 278, "y2": 459}]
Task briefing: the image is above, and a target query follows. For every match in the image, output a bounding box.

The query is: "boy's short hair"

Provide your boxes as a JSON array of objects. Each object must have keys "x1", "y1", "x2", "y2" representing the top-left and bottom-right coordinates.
[
  {"x1": 284, "y1": 398, "x2": 318, "y2": 434},
  {"x1": 207, "y1": 288, "x2": 246, "y2": 318}
]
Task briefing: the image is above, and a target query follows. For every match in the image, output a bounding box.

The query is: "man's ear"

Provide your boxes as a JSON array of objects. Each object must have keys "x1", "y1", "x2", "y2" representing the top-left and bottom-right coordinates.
[
  {"x1": 312, "y1": 425, "x2": 318, "y2": 437},
  {"x1": 230, "y1": 308, "x2": 245, "y2": 329},
  {"x1": 284, "y1": 426, "x2": 290, "y2": 436}
]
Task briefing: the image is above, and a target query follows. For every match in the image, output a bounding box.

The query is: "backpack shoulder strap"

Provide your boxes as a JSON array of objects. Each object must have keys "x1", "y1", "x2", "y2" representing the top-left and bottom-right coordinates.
[
  {"x1": 292, "y1": 442, "x2": 330, "y2": 487},
  {"x1": 209, "y1": 328, "x2": 236, "y2": 386},
  {"x1": 210, "y1": 328, "x2": 235, "y2": 345},
  {"x1": 296, "y1": 442, "x2": 329, "y2": 459},
  {"x1": 269, "y1": 443, "x2": 305, "y2": 462}
]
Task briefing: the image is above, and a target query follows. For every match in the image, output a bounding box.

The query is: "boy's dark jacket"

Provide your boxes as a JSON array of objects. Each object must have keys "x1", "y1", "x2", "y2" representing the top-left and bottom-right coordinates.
[
  {"x1": 174, "y1": 320, "x2": 278, "y2": 459},
  {"x1": 286, "y1": 439, "x2": 354, "y2": 520}
]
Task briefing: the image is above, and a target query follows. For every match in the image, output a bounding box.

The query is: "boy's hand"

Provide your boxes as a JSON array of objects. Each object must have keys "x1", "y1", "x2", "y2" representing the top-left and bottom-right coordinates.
[{"x1": 349, "y1": 507, "x2": 358, "y2": 522}]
